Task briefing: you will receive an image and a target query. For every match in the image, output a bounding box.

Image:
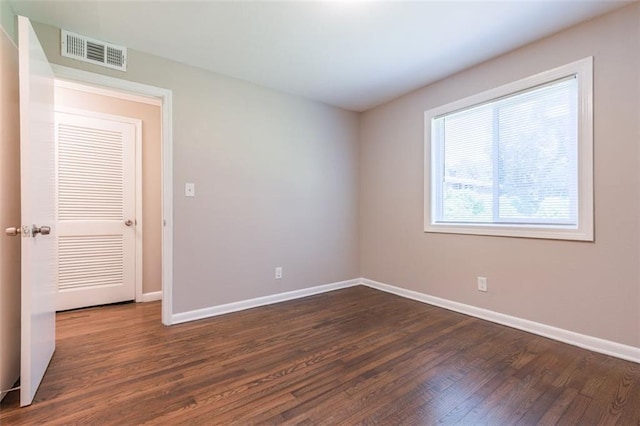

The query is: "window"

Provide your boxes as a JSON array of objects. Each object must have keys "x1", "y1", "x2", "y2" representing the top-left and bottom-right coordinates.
[{"x1": 425, "y1": 58, "x2": 593, "y2": 241}]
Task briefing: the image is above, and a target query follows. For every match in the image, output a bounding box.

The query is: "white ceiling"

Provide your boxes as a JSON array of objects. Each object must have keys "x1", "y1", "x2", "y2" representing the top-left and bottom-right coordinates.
[{"x1": 10, "y1": 0, "x2": 631, "y2": 111}]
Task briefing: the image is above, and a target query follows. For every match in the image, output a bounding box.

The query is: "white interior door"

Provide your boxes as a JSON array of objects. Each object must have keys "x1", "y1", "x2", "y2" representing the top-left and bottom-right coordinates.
[
  {"x1": 55, "y1": 111, "x2": 138, "y2": 311},
  {"x1": 17, "y1": 15, "x2": 56, "y2": 407}
]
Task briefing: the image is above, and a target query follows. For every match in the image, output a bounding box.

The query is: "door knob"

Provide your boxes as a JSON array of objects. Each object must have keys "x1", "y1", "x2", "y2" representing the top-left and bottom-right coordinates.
[
  {"x1": 5, "y1": 227, "x2": 21, "y2": 237},
  {"x1": 124, "y1": 220, "x2": 134, "y2": 227},
  {"x1": 32, "y1": 225, "x2": 51, "y2": 236}
]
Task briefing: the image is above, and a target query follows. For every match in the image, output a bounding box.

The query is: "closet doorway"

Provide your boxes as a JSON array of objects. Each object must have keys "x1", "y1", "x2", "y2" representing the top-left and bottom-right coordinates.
[{"x1": 54, "y1": 80, "x2": 163, "y2": 311}]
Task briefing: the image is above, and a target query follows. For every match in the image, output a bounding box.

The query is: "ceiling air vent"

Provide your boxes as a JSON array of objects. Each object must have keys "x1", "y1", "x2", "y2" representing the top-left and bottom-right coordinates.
[{"x1": 61, "y1": 30, "x2": 127, "y2": 72}]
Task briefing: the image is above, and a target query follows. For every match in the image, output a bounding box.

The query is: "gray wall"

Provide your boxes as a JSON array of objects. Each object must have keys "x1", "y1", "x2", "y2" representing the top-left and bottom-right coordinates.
[
  {"x1": 360, "y1": 3, "x2": 640, "y2": 347},
  {"x1": 0, "y1": 0, "x2": 15, "y2": 41},
  {"x1": 31, "y1": 21, "x2": 361, "y2": 314}
]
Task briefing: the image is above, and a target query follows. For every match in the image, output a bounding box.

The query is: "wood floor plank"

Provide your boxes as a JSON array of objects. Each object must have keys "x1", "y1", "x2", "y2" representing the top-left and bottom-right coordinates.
[{"x1": 1, "y1": 286, "x2": 639, "y2": 425}]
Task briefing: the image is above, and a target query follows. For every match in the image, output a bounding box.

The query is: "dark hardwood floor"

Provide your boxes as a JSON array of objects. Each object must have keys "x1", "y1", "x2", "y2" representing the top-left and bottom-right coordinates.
[{"x1": 1, "y1": 286, "x2": 638, "y2": 425}]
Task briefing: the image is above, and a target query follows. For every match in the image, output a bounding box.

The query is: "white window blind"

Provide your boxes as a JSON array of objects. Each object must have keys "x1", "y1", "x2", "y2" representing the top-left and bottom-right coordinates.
[
  {"x1": 425, "y1": 57, "x2": 593, "y2": 241},
  {"x1": 435, "y1": 78, "x2": 577, "y2": 225}
]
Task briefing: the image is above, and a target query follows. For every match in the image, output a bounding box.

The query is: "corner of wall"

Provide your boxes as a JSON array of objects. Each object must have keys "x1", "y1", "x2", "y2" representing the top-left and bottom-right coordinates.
[{"x1": 356, "y1": 111, "x2": 364, "y2": 278}]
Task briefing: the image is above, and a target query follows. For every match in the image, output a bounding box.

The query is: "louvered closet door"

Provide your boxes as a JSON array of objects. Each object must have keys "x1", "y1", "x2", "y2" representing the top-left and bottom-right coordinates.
[{"x1": 55, "y1": 111, "x2": 137, "y2": 311}]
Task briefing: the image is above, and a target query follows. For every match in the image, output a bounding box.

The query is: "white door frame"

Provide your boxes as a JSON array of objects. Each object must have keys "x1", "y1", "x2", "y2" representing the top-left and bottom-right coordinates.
[
  {"x1": 55, "y1": 106, "x2": 143, "y2": 307},
  {"x1": 50, "y1": 64, "x2": 174, "y2": 326}
]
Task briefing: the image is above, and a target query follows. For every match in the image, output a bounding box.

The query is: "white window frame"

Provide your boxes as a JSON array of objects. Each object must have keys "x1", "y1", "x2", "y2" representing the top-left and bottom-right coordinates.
[{"x1": 424, "y1": 57, "x2": 593, "y2": 241}]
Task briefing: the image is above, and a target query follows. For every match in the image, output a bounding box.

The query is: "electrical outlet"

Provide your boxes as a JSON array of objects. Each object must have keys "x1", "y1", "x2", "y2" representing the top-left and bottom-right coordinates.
[
  {"x1": 477, "y1": 277, "x2": 488, "y2": 292},
  {"x1": 275, "y1": 267, "x2": 283, "y2": 280}
]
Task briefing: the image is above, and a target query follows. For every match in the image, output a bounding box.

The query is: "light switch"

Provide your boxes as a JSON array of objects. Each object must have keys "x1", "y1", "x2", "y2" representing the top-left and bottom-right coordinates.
[{"x1": 185, "y1": 183, "x2": 195, "y2": 197}]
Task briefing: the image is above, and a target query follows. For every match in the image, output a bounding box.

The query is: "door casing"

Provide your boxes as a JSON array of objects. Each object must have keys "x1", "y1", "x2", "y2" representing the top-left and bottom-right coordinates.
[{"x1": 49, "y1": 64, "x2": 174, "y2": 325}]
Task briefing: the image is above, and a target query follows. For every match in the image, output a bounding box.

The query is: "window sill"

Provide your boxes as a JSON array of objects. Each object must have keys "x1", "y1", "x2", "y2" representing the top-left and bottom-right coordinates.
[{"x1": 424, "y1": 222, "x2": 593, "y2": 241}]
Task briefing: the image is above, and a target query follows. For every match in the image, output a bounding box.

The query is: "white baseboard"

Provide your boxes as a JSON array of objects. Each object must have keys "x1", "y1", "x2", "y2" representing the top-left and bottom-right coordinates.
[
  {"x1": 361, "y1": 278, "x2": 640, "y2": 364},
  {"x1": 165, "y1": 276, "x2": 639, "y2": 364},
  {"x1": 141, "y1": 291, "x2": 162, "y2": 302},
  {"x1": 171, "y1": 278, "x2": 360, "y2": 325}
]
